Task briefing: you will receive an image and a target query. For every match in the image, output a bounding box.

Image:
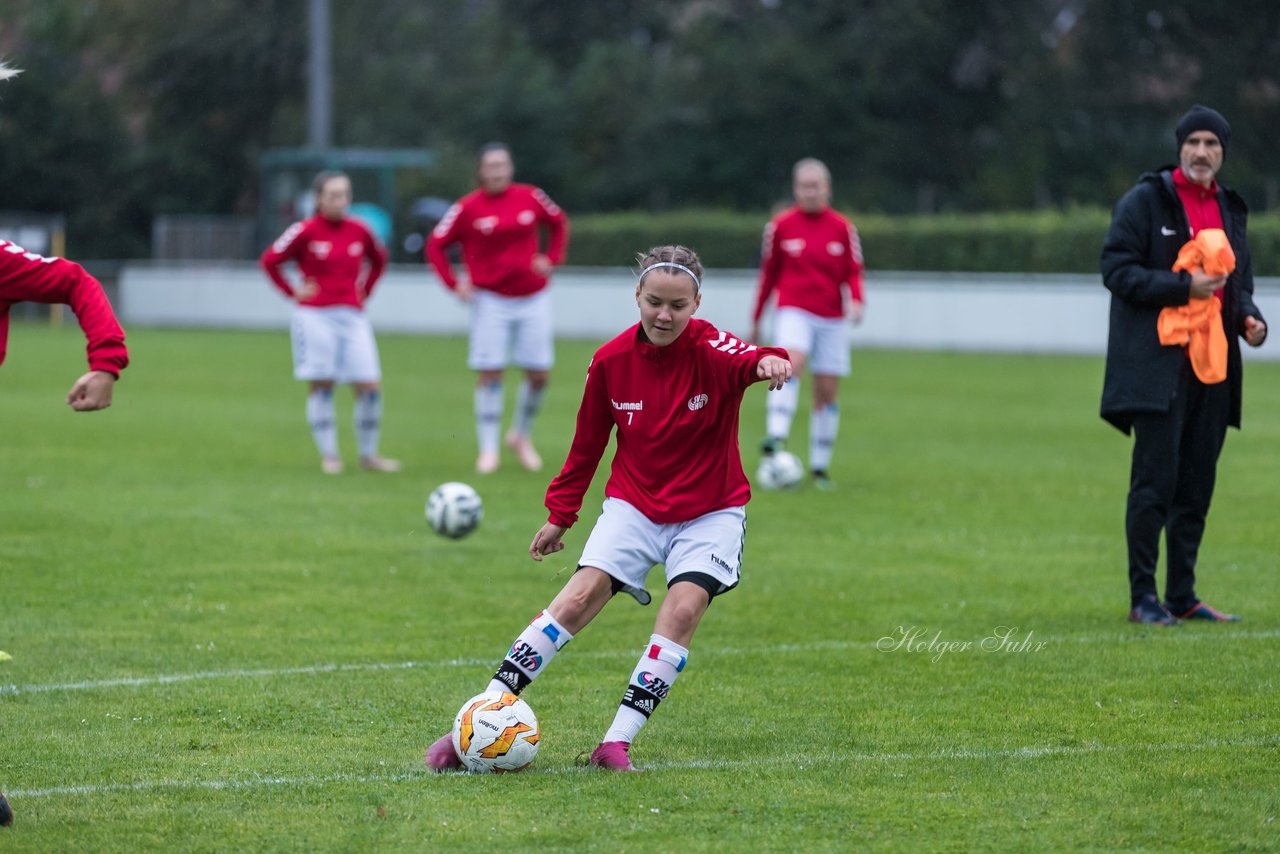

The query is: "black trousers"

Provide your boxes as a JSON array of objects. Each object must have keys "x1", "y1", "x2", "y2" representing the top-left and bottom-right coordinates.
[{"x1": 1125, "y1": 361, "x2": 1230, "y2": 610}]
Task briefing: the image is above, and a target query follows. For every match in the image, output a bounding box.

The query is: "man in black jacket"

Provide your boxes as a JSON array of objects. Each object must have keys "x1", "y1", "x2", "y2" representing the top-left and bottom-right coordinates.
[{"x1": 1101, "y1": 105, "x2": 1267, "y2": 625}]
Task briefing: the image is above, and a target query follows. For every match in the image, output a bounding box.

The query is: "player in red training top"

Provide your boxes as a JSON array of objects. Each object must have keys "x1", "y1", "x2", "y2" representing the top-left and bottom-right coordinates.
[
  {"x1": 426, "y1": 143, "x2": 569, "y2": 474},
  {"x1": 0, "y1": 65, "x2": 128, "y2": 411},
  {"x1": 750, "y1": 158, "x2": 865, "y2": 490},
  {"x1": 424, "y1": 245, "x2": 792, "y2": 772},
  {"x1": 260, "y1": 171, "x2": 399, "y2": 475}
]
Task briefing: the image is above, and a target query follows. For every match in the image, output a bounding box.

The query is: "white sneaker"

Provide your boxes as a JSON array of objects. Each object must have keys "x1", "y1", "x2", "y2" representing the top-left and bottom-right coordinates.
[
  {"x1": 360, "y1": 456, "x2": 402, "y2": 473},
  {"x1": 504, "y1": 430, "x2": 543, "y2": 471},
  {"x1": 321, "y1": 457, "x2": 344, "y2": 475},
  {"x1": 476, "y1": 451, "x2": 500, "y2": 474}
]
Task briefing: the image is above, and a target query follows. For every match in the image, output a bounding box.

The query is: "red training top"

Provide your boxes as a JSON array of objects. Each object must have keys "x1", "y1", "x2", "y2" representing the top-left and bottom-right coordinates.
[
  {"x1": 0, "y1": 240, "x2": 129, "y2": 376},
  {"x1": 1172, "y1": 167, "x2": 1226, "y2": 301},
  {"x1": 752, "y1": 206, "x2": 864, "y2": 322},
  {"x1": 260, "y1": 216, "x2": 387, "y2": 309},
  {"x1": 545, "y1": 317, "x2": 789, "y2": 528},
  {"x1": 426, "y1": 183, "x2": 569, "y2": 297}
]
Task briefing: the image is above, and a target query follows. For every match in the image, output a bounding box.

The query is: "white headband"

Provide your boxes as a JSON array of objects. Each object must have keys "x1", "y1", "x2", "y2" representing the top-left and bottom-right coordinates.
[{"x1": 638, "y1": 261, "x2": 701, "y2": 290}]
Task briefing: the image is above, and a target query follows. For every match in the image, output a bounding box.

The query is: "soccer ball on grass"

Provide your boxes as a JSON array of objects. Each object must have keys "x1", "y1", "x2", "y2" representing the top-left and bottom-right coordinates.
[
  {"x1": 451, "y1": 691, "x2": 540, "y2": 773},
  {"x1": 755, "y1": 451, "x2": 805, "y2": 490},
  {"x1": 426, "y1": 482, "x2": 484, "y2": 539}
]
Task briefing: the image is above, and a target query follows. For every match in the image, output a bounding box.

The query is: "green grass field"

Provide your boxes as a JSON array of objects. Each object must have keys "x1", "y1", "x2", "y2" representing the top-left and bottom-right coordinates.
[{"x1": 2, "y1": 323, "x2": 1278, "y2": 852}]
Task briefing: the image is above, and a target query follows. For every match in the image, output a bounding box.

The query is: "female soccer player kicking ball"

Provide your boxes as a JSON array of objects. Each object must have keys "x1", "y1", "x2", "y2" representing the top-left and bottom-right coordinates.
[{"x1": 426, "y1": 245, "x2": 792, "y2": 771}]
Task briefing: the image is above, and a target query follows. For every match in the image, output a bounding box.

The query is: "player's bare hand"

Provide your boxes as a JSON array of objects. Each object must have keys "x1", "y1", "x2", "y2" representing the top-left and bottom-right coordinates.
[
  {"x1": 849, "y1": 300, "x2": 865, "y2": 325},
  {"x1": 757, "y1": 355, "x2": 793, "y2": 391},
  {"x1": 454, "y1": 275, "x2": 475, "y2": 303},
  {"x1": 66, "y1": 370, "x2": 115, "y2": 411},
  {"x1": 297, "y1": 277, "x2": 319, "y2": 302},
  {"x1": 529, "y1": 522, "x2": 568, "y2": 561},
  {"x1": 1189, "y1": 271, "x2": 1224, "y2": 300},
  {"x1": 1245, "y1": 315, "x2": 1268, "y2": 347},
  {"x1": 531, "y1": 254, "x2": 553, "y2": 278}
]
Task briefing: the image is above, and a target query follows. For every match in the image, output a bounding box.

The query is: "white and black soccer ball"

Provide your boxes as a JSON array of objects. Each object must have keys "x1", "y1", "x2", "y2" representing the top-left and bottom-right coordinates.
[
  {"x1": 756, "y1": 451, "x2": 805, "y2": 490},
  {"x1": 451, "y1": 691, "x2": 541, "y2": 773},
  {"x1": 425, "y1": 481, "x2": 484, "y2": 539}
]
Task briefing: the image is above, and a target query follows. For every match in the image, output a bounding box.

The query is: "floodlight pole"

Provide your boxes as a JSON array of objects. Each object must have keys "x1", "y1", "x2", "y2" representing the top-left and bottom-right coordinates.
[{"x1": 307, "y1": 0, "x2": 332, "y2": 149}]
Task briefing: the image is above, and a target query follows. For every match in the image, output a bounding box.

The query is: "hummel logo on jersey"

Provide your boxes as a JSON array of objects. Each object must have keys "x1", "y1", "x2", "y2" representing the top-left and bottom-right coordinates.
[
  {"x1": 474, "y1": 216, "x2": 499, "y2": 235},
  {"x1": 707, "y1": 331, "x2": 758, "y2": 356},
  {"x1": 781, "y1": 238, "x2": 806, "y2": 256},
  {"x1": 508, "y1": 641, "x2": 544, "y2": 672},
  {"x1": 1161, "y1": 226, "x2": 1177, "y2": 236},
  {"x1": 688, "y1": 394, "x2": 708, "y2": 411},
  {"x1": 309, "y1": 240, "x2": 332, "y2": 259},
  {"x1": 612, "y1": 399, "x2": 643, "y2": 411}
]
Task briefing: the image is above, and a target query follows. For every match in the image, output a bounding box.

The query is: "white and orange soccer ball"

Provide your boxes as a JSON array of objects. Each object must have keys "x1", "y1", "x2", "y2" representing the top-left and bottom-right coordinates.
[{"x1": 450, "y1": 691, "x2": 540, "y2": 773}]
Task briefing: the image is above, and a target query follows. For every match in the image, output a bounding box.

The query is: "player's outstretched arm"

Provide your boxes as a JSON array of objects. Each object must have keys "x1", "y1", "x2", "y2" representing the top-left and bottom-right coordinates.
[
  {"x1": 529, "y1": 522, "x2": 568, "y2": 561},
  {"x1": 756, "y1": 355, "x2": 793, "y2": 391}
]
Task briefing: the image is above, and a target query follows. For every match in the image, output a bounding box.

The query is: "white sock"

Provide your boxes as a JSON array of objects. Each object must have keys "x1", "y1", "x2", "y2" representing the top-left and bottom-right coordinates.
[
  {"x1": 354, "y1": 389, "x2": 382, "y2": 458},
  {"x1": 602, "y1": 634, "x2": 688, "y2": 744},
  {"x1": 474, "y1": 380, "x2": 503, "y2": 455},
  {"x1": 766, "y1": 378, "x2": 799, "y2": 444},
  {"x1": 307, "y1": 388, "x2": 338, "y2": 458},
  {"x1": 512, "y1": 379, "x2": 546, "y2": 438},
  {"x1": 810, "y1": 402, "x2": 839, "y2": 472},
  {"x1": 487, "y1": 610, "x2": 573, "y2": 696}
]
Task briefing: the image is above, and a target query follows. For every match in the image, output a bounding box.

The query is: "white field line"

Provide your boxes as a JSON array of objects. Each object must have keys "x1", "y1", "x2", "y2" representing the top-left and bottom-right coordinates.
[
  {"x1": 9, "y1": 734, "x2": 1279, "y2": 800},
  {"x1": 3, "y1": 628, "x2": 1278, "y2": 697}
]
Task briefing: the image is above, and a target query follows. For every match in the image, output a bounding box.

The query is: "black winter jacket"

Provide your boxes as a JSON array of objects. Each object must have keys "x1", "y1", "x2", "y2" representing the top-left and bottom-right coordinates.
[{"x1": 1100, "y1": 168, "x2": 1265, "y2": 434}]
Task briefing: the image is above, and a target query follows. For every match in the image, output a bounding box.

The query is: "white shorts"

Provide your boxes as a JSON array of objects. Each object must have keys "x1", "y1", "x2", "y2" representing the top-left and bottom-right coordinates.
[
  {"x1": 291, "y1": 305, "x2": 382, "y2": 383},
  {"x1": 577, "y1": 498, "x2": 746, "y2": 605},
  {"x1": 774, "y1": 306, "x2": 851, "y2": 377},
  {"x1": 468, "y1": 289, "x2": 554, "y2": 371}
]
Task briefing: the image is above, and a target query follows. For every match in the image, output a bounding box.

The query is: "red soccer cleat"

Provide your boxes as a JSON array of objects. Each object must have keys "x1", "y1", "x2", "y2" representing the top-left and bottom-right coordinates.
[
  {"x1": 425, "y1": 733, "x2": 462, "y2": 771},
  {"x1": 589, "y1": 741, "x2": 639, "y2": 772}
]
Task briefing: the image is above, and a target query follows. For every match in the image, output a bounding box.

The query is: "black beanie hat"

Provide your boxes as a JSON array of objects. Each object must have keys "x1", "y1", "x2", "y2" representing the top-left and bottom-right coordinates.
[{"x1": 1175, "y1": 105, "x2": 1230, "y2": 157}]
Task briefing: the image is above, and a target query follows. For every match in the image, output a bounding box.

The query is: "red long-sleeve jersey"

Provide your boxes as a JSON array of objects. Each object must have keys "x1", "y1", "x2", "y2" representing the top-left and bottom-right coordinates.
[
  {"x1": 545, "y1": 317, "x2": 789, "y2": 528},
  {"x1": 752, "y1": 206, "x2": 864, "y2": 322},
  {"x1": 260, "y1": 216, "x2": 387, "y2": 309},
  {"x1": 0, "y1": 240, "x2": 129, "y2": 376},
  {"x1": 426, "y1": 183, "x2": 568, "y2": 297}
]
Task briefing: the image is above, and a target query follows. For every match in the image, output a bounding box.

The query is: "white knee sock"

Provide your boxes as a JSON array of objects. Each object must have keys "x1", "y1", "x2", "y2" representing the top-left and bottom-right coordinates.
[
  {"x1": 307, "y1": 388, "x2": 338, "y2": 458},
  {"x1": 766, "y1": 378, "x2": 800, "y2": 444},
  {"x1": 512, "y1": 379, "x2": 546, "y2": 438},
  {"x1": 354, "y1": 389, "x2": 382, "y2": 458},
  {"x1": 602, "y1": 634, "x2": 689, "y2": 744},
  {"x1": 810, "y1": 402, "x2": 839, "y2": 472},
  {"x1": 474, "y1": 380, "x2": 503, "y2": 455},
  {"x1": 487, "y1": 611, "x2": 574, "y2": 696}
]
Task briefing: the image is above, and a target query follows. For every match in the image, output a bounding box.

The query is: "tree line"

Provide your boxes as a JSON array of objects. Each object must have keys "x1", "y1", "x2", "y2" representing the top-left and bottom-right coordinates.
[{"x1": 2, "y1": 0, "x2": 1278, "y2": 259}]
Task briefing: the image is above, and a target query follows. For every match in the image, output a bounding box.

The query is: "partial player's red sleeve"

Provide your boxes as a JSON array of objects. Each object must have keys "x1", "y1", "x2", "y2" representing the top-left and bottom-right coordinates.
[
  {"x1": 544, "y1": 358, "x2": 615, "y2": 528},
  {"x1": 0, "y1": 242, "x2": 129, "y2": 376},
  {"x1": 751, "y1": 220, "x2": 782, "y2": 323},
  {"x1": 535, "y1": 189, "x2": 569, "y2": 266},
  {"x1": 425, "y1": 202, "x2": 465, "y2": 289},
  {"x1": 259, "y1": 221, "x2": 305, "y2": 299},
  {"x1": 846, "y1": 223, "x2": 865, "y2": 304},
  {"x1": 360, "y1": 227, "x2": 389, "y2": 300}
]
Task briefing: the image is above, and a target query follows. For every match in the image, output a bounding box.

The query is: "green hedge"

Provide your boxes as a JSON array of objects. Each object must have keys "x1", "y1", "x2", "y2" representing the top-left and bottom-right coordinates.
[{"x1": 568, "y1": 208, "x2": 1280, "y2": 276}]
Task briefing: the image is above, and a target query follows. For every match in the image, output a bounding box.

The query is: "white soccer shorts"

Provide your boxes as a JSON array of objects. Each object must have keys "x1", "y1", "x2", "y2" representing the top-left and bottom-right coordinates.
[
  {"x1": 468, "y1": 288, "x2": 554, "y2": 371},
  {"x1": 774, "y1": 306, "x2": 851, "y2": 377},
  {"x1": 577, "y1": 498, "x2": 746, "y2": 604},
  {"x1": 291, "y1": 305, "x2": 382, "y2": 383}
]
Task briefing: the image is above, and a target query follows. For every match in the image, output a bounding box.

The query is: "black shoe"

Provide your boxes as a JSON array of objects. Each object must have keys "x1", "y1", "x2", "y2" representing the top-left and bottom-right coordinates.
[
  {"x1": 1169, "y1": 601, "x2": 1241, "y2": 622},
  {"x1": 1128, "y1": 595, "x2": 1179, "y2": 625},
  {"x1": 760, "y1": 436, "x2": 784, "y2": 456},
  {"x1": 1, "y1": 790, "x2": 13, "y2": 827},
  {"x1": 812, "y1": 469, "x2": 835, "y2": 491}
]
